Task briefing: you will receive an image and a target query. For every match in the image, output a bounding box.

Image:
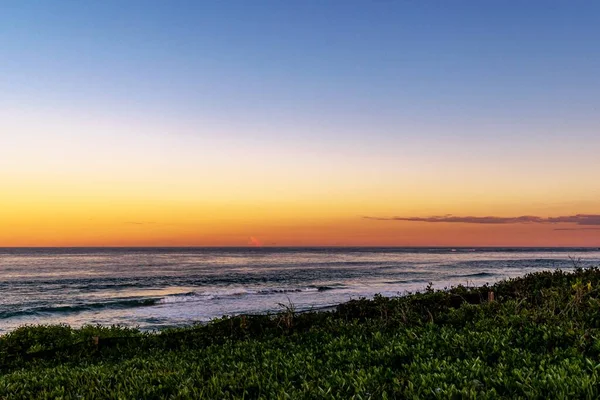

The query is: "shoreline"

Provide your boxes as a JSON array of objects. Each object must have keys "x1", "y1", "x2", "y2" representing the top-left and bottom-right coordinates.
[{"x1": 2, "y1": 267, "x2": 600, "y2": 397}]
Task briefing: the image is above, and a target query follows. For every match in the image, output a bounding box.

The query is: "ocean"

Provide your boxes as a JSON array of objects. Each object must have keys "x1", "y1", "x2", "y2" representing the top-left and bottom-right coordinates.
[{"x1": 1, "y1": 247, "x2": 600, "y2": 333}]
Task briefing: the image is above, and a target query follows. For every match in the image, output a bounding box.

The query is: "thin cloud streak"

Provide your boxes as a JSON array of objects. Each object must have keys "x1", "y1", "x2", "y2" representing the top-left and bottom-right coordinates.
[
  {"x1": 554, "y1": 228, "x2": 600, "y2": 231},
  {"x1": 363, "y1": 214, "x2": 600, "y2": 225}
]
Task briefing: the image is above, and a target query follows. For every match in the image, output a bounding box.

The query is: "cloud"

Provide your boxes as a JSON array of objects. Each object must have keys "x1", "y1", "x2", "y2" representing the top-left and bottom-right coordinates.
[
  {"x1": 554, "y1": 228, "x2": 600, "y2": 231},
  {"x1": 547, "y1": 215, "x2": 600, "y2": 225},
  {"x1": 363, "y1": 214, "x2": 600, "y2": 226}
]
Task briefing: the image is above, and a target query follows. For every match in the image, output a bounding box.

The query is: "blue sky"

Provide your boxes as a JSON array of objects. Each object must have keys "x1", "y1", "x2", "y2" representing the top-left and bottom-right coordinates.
[{"x1": 3, "y1": 1, "x2": 599, "y2": 135}]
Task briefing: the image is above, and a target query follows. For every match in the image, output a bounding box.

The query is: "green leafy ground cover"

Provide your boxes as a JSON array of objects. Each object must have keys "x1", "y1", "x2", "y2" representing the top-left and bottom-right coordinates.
[{"x1": 2, "y1": 268, "x2": 600, "y2": 399}]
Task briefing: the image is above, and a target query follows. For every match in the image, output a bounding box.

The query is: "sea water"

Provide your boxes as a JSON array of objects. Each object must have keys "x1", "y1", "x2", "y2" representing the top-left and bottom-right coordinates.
[{"x1": 1, "y1": 247, "x2": 599, "y2": 332}]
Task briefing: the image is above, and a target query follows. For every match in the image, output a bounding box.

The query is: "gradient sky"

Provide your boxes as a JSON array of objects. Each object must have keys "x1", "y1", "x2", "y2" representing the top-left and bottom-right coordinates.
[{"x1": 1, "y1": 1, "x2": 599, "y2": 246}]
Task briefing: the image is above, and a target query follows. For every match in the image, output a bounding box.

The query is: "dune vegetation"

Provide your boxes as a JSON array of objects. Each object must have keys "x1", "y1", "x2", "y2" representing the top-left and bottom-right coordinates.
[{"x1": 2, "y1": 268, "x2": 600, "y2": 399}]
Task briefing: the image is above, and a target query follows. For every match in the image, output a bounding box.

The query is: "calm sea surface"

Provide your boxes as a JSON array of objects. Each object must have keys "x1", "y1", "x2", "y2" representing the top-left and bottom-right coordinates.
[{"x1": 1, "y1": 247, "x2": 600, "y2": 333}]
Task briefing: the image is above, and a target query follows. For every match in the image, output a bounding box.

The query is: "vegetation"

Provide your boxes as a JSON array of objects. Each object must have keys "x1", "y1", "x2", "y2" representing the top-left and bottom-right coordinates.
[{"x1": 3, "y1": 268, "x2": 600, "y2": 399}]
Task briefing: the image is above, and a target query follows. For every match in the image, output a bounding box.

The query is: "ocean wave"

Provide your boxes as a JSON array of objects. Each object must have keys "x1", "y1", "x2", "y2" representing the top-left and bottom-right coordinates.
[
  {"x1": 383, "y1": 279, "x2": 428, "y2": 285},
  {"x1": 447, "y1": 272, "x2": 496, "y2": 279},
  {"x1": 0, "y1": 298, "x2": 158, "y2": 319},
  {"x1": 7, "y1": 274, "x2": 355, "y2": 290},
  {"x1": 0, "y1": 285, "x2": 343, "y2": 319},
  {"x1": 157, "y1": 286, "x2": 338, "y2": 304}
]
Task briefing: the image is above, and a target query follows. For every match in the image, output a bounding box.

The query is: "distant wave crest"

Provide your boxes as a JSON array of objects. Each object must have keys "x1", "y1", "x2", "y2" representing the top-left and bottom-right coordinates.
[
  {"x1": 1, "y1": 285, "x2": 343, "y2": 319},
  {"x1": 447, "y1": 272, "x2": 496, "y2": 279},
  {"x1": 157, "y1": 286, "x2": 338, "y2": 304},
  {"x1": 0, "y1": 298, "x2": 158, "y2": 319}
]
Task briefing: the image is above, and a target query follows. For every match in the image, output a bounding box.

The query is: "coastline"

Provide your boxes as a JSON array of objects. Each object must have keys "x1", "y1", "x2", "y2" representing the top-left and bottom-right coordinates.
[
  {"x1": 2, "y1": 267, "x2": 600, "y2": 398},
  {"x1": 4, "y1": 247, "x2": 600, "y2": 332}
]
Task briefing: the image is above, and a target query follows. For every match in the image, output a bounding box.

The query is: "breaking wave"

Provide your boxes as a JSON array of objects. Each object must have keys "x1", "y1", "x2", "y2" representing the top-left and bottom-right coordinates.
[
  {"x1": 0, "y1": 298, "x2": 158, "y2": 319},
  {"x1": 157, "y1": 286, "x2": 339, "y2": 304}
]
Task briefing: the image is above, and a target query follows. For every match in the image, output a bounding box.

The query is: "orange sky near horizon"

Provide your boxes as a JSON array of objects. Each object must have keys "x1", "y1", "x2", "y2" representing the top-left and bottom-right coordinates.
[
  {"x1": 2, "y1": 180, "x2": 599, "y2": 247},
  {"x1": 2, "y1": 216, "x2": 599, "y2": 247},
  {"x1": 1, "y1": 109, "x2": 599, "y2": 247}
]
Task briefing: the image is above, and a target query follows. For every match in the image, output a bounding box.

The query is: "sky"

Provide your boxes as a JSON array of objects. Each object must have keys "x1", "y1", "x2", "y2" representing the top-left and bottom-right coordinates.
[{"x1": 1, "y1": 0, "x2": 599, "y2": 247}]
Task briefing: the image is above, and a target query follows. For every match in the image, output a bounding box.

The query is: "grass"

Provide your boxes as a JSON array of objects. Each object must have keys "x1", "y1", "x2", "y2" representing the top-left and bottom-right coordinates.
[{"x1": 2, "y1": 267, "x2": 600, "y2": 398}]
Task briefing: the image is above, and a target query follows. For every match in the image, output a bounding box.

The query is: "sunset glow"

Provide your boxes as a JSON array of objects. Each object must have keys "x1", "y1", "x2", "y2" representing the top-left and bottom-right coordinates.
[{"x1": 1, "y1": 1, "x2": 599, "y2": 247}]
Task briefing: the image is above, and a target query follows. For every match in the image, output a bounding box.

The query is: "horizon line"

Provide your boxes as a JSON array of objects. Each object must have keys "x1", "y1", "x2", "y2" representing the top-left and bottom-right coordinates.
[{"x1": 1, "y1": 245, "x2": 599, "y2": 249}]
